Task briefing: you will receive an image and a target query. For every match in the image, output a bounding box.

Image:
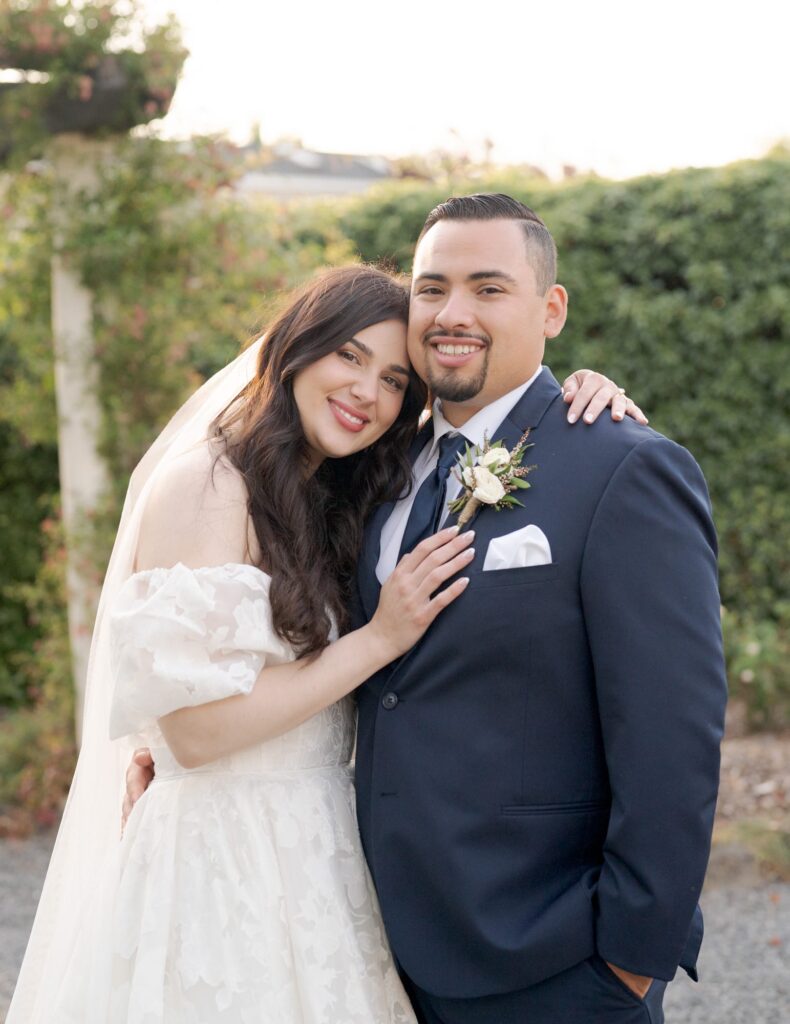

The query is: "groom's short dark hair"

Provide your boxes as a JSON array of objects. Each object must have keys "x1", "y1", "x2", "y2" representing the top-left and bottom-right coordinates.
[{"x1": 417, "y1": 193, "x2": 557, "y2": 295}]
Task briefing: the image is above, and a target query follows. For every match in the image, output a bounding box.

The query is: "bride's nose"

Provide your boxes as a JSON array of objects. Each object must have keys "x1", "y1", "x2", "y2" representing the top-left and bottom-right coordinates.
[{"x1": 348, "y1": 371, "x2": 377, "y2": 406}]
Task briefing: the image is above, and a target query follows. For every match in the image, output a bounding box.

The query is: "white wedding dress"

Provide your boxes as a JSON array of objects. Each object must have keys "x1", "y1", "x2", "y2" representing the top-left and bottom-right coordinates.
[{"x1": 51, "y1": 561, "x2": 416, "y2": 1023}]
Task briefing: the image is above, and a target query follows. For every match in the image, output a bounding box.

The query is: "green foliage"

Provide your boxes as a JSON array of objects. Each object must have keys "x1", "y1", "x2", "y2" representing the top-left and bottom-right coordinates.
[
  {"x1": 0, "y1": 507, "x2": 75, "y2": 836},
  {"x1": 1, "y1": 1, "x2": 137, "y2": 73},
  {"x1": 341, "y1": 180, "x2": 453, "y2": 268},
  {"x1": 0, "y1": 168, "x2": 60, "y2": 708},
  {"x1": 0, "y1": 428, "x2": 58, "y2": 706},
  {"x1": 724, "y1": 607, "x2": 790, "y2": 730},
  {"x1": 0, "y1": 167, "x2": 57, "y2": 444},
  {"x1": 0, "y1": 0, "x2": 186, "y2": 164},
  {"x1": 342, "y1": 155, "x2": 790, "y2": 725}
]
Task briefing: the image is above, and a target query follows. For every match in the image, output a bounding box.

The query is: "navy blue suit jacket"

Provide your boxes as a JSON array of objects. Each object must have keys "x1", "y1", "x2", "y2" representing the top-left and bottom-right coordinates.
[{"x1": 353, "y1": 368, "x2": 727, "y2": 999}]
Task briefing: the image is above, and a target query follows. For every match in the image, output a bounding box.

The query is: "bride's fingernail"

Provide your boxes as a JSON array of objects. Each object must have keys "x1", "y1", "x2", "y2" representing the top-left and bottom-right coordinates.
[{"x1": 567, "y1": 413, "x2": 577, "y2": 423}]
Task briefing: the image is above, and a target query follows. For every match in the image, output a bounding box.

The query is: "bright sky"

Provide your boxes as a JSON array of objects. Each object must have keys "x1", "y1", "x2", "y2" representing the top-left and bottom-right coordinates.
[{"x1": 140, "y1": 0, "x2": 789, "y2": 180}]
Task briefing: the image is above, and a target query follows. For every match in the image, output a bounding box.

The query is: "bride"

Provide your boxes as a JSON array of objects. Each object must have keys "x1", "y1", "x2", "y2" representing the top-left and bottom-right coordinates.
[{"x1": 8, "y1": 264, "x2": 642, "y2": 1023}]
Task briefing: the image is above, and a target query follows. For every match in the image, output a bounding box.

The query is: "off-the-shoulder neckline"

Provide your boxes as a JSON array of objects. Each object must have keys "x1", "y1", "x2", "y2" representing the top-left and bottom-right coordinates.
[{"x1": 127, "y1": 561, "x2": 272, "y2": 583}]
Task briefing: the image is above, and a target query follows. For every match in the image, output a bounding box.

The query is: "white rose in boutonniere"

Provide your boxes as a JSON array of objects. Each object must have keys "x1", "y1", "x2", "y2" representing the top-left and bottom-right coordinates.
[
  {"x1": 471, "y1": 467, "x2": 506, "y2": 504},
  {"x1": 480, "y1": 446, "x2": 511, "y2": 470},
  {"x1": 448, "y1": 431, "x2": 536, "y2": 528}
]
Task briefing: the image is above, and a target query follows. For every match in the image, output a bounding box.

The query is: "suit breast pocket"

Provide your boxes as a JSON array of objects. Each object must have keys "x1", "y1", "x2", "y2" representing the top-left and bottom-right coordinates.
[{"x1": 472, "y1": 562, "x2": 560, "y2": 589}]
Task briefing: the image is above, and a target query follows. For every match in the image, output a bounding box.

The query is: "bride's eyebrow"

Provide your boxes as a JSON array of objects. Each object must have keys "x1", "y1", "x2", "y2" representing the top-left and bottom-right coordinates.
[{"x1": 347, "y1": 337, "x2": 410, "y2": 378}]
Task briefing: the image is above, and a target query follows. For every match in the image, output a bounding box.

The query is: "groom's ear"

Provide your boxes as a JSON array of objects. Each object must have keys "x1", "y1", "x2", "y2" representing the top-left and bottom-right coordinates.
[{"x1": 544, "y1": 284, "x2": 568, "y2": 339}]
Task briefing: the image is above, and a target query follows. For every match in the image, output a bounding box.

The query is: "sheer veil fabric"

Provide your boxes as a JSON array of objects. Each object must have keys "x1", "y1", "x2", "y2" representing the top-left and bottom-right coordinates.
[{"x1": 8, "y1": 338, "x2": 263, "y2": 1022}]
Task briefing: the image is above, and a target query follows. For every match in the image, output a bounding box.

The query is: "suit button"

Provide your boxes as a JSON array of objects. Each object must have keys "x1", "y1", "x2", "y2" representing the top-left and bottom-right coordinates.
[{"x1": 382, "y1": 692, "x2": 399, "y2": 710}]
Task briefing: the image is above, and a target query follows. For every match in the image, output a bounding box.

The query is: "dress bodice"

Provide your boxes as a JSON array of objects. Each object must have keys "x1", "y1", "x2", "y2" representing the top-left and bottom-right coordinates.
[{"x1": 149, "y1": 697, "x2": 356, "y2": 779}]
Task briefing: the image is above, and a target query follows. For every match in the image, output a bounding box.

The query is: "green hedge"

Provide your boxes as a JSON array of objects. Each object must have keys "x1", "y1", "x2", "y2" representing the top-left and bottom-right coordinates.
[
  {"x1": 0, "y1": 170, "x2": 60, "y2": 708},
  {"x1": 341, "y1": 154, "x2": 790, "y2": 725},
  {"x1": 0, "y1": 428, "x2": 58, "y2": 706}
]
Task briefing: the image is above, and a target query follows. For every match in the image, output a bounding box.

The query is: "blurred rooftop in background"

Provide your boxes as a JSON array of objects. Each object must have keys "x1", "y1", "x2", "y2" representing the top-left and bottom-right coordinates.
[{"x1": 235, "y1": 140, "x2": 393, "y2": 198}]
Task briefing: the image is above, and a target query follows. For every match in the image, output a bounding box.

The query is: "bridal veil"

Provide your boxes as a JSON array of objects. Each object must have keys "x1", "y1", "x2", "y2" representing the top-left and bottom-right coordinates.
[{"x1": 8, "y1": 338, "x2": 263, "y2": 1022}]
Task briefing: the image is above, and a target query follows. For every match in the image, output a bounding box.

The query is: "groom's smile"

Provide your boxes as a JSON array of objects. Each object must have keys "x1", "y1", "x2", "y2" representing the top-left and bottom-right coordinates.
[{"x1": 425, "y1": 328, "x2": 489, "y2": 369}]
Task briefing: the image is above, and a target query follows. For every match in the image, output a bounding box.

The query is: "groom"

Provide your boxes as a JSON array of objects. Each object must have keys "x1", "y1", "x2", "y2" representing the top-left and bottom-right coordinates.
[{"x1": 352, "y1": 194, "x2": 727, "y2": 1022}]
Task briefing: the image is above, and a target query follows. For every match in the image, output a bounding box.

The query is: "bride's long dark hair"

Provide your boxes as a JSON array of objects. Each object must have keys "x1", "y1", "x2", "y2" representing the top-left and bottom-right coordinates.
[{"x1": 214, "y1": 265, "x2": 426, "y2": 656}]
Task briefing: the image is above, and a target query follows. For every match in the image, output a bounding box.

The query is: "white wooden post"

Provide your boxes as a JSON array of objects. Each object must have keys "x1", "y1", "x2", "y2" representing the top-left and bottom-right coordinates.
[{"x1": 50, "y1": 135, "x2": 109, "y2": 741}]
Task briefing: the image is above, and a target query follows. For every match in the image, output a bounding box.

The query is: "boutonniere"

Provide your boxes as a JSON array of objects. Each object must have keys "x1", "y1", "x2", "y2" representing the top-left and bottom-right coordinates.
[{"x1": 448, "y1": 430, "x2": 536, "y2": 528}]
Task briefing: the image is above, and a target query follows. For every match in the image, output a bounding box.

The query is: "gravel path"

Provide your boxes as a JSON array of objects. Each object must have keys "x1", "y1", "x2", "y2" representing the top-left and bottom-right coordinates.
[
  {"x1": 663, "y1": 885, "x2": 789, "y2": 1024},
  {"x1": 0, "y1": 831, "x2": 56, "y2": 1023},
  {"x1": 2, "y1": 826, "x2": 788, "y2": 1023}
]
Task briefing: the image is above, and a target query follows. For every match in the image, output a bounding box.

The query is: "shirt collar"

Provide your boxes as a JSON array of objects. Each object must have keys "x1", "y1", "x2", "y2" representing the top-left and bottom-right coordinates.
[{"x1": 427, "y1": 364, "x2": 545, "y2": 458}]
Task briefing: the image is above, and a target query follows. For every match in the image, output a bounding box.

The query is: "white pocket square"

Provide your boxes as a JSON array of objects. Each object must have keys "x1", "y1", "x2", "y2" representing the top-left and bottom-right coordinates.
[{"x1": 482, "y1": 524, "x2": 552, "y2": 571}]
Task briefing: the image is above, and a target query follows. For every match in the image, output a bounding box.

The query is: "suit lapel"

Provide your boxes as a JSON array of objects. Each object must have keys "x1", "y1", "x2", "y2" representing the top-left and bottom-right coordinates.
[
  {"x1": 442, "y1": 367, "x2": 562, "y2": 530},
  {"x1": 493, "y1": 366, "x2": 563, "y2": 447},
  {"x1": 357, "y1": 417, "x2": 435, "y2": 621}
]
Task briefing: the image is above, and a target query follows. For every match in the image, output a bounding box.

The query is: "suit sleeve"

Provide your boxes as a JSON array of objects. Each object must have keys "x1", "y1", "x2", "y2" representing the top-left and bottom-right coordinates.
[{"x1": 579, "y1": 436, "x2": 727, "y2": 981}]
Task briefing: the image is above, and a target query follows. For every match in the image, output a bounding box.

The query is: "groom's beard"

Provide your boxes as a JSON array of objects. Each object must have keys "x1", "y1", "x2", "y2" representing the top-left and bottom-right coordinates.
[{"x1": 424, "y1": 336, "x2": 491, "y2": 403}]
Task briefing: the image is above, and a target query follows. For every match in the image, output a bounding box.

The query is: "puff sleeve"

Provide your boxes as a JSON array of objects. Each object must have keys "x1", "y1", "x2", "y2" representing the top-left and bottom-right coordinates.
[{"x1": 108, "y1": 563, "x2": 294, "y2": 739}]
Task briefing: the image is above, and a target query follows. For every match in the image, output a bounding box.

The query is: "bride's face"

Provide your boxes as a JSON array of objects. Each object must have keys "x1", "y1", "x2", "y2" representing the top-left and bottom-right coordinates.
[{"x1": 293, "y1": 319, "x2": 410, "y2": 472}]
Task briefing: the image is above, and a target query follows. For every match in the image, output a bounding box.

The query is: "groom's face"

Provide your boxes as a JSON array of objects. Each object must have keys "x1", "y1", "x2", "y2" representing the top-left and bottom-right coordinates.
[{"x1": 407, "y1": 218, "x2": 567, "y2": 423}]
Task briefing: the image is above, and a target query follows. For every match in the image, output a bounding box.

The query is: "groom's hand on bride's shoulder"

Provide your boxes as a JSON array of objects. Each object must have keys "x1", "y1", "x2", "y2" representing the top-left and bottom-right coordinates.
[{"x1": 121, "y1": 747, "x2": 155, "y2": 833}]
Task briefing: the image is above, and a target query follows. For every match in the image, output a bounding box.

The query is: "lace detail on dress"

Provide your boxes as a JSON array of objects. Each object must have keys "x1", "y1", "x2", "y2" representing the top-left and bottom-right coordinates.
[{"x1": 51, "y1": 561, "x2": 417, "y2": 1022}]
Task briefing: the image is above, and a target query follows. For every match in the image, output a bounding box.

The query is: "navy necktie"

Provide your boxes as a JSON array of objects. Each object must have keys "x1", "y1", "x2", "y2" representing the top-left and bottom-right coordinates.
[{"x1": 399, "y1": 432, "x2": 468, "y2": 559}]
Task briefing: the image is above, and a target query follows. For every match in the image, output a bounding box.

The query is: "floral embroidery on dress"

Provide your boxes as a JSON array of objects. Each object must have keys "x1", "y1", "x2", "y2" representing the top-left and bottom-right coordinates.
[{"x1": 54, "y1": 563, "x2": 415, "y2": 1023}]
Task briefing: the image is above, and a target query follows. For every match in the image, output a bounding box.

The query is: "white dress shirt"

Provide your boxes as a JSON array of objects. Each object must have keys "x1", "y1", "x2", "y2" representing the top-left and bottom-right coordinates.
[{"x1": 376, "y1": 365, "x2": 544, "y2": 583}]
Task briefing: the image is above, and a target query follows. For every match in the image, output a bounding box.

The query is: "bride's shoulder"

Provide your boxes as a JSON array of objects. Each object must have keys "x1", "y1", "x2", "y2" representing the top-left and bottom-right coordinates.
[
  {"x1": 157, "y1": 440, "x2": 248, "y2": 506},
  {"x1": 135, "y1": 441, "x2": 258, "y2": 572}
]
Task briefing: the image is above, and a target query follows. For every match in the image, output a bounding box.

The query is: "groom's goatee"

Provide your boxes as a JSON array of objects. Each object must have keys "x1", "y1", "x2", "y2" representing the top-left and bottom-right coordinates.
[
  {"x1": 428, "y1": 353, "x2": 490, "y2": 402},
  {"x1": 423, "y1": 330, "x2": 491, "y2": 402},
  {"x1": 430, "y1": 372, "x2": 487, "y2": 402}
]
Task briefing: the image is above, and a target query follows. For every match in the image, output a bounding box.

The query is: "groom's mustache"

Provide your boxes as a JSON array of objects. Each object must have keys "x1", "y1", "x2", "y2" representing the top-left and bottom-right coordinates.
[{"x1": 423, "y1": 329, "x2": 491, "y2": 347}]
